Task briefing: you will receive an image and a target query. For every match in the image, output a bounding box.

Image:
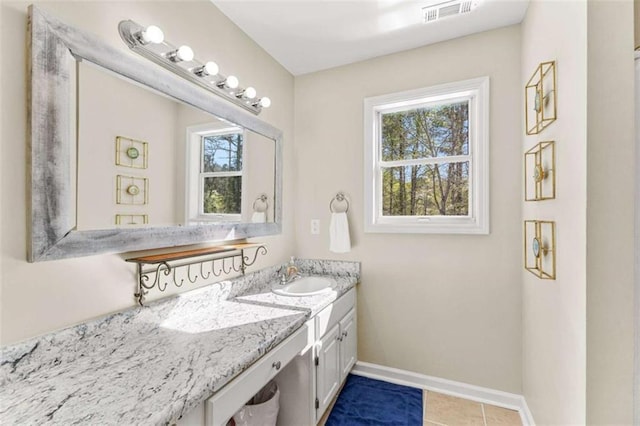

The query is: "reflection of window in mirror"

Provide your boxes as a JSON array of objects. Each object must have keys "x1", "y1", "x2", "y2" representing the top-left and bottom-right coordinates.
[
  {"x1": 201, "y1": 131, "x2": 243, "y2": 216},
  {"x1": 186, "y1": 124, "x2": 246, "y2": 223}
]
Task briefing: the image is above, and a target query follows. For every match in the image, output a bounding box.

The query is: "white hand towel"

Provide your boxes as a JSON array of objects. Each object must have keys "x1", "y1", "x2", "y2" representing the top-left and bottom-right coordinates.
[
  {"x1": 251, "y1": 212, "x2": 266, "y2": 223},
  {"x1": 329, "y1": 212, "x2": 351, "y2": 253}
]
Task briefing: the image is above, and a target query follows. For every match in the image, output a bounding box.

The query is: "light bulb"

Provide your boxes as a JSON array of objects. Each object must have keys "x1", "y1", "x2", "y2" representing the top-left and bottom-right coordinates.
[
  {"x1": 176, "y1": 45, "x2": 194, "y2": 62},
  {"x1": 259, "y1": 97, "x2": 271, "y2": 108},
  {"x1": 243, "y1": 87, "x2": 257, "y2": 99},
  {"x1": 225, "y1": 75, "x2": 239, "y2": 89},
  {"x1": 140, "y1": 25, "x2": 164, "y2": 44},
  {"x1": 203, "y1": 61, "x2": 219, "y2": 76},
  {"x1": 195, "y1": 61, "x2": 219, "y2": 77},
  {"x1": 167, "y1": 45, "x2": 194, "y2": 62}
]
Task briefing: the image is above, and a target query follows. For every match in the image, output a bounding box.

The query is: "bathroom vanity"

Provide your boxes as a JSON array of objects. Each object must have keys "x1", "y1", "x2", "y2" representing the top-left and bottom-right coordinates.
[
  {"x1": 11, "y1": 8, "x2": 359, "y2": 424},
  {"x1": 0, "y1": 260, "x2": 359, "y2": 425},
  {"x1": 202, "y1": 286, "x2": 356, "y2": 426}
]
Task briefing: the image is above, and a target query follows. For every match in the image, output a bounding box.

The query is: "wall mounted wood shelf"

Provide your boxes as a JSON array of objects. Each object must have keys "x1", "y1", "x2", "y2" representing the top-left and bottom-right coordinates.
[{"x1": 126, "y1": 242, "x2": 267, "y2": 305}]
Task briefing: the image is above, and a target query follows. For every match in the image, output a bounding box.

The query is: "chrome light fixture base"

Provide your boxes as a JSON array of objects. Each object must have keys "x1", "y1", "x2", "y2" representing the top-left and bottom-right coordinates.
[{"x1": 118, "y1": 20, "x2": 269, "y2": 115}]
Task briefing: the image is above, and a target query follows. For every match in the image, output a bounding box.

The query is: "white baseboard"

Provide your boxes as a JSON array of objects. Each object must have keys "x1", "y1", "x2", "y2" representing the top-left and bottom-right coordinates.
[{"x1": 351, "y1": 361, "x2": 535, "y2": 426}]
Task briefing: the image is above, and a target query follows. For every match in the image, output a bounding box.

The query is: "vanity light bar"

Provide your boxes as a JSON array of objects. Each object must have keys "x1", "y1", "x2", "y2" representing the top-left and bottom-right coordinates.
[{"x1": 118, "y1": 20, "x2": 271, "y2": 115}]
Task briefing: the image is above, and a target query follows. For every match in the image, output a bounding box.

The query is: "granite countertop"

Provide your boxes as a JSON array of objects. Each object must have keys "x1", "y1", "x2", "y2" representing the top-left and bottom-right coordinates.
[
  {"x1": 236, "y1": 275, "x2": 357, "y2": 317},
  {"x1": 0, "y1": 259, "x2": 359, "y2": 425}
]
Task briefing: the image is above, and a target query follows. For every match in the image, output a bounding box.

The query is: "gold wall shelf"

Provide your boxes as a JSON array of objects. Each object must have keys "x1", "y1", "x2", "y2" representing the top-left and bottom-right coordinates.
[
  {"x1": 525, "y1": 61, "x2": 557, "y2": 135},
  {"x1": 525, "y1": 141, "x2": 556, "y2": 201},
  {"x1": 126, "y1": 242, "x2": 267, "y2": 305},
  {"x1": 524, "y1": 220, "x2": 556, "y2": 280}
]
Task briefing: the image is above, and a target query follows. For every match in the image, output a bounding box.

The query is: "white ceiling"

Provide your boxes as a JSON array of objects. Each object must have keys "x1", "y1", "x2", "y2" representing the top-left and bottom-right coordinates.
[{"x1": 213, "y1": 0, "x2": 530, "y2": 76}]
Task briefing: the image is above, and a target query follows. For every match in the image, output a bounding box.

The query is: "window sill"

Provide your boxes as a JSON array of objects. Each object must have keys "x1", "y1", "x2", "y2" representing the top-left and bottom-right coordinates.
[
  {"x1": 364, "y1": 220, "x2": 489, "y2": 235},
  {"x1": 188, "y1": 215, "x2": 242, "y2": 224}
]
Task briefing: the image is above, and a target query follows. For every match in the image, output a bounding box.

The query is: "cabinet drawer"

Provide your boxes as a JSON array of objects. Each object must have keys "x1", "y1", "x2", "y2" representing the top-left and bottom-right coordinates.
[
  {"x1": 316, "y1": 288, "x2": 355, "y2": 339},
  {"x1": 205, "y1": 324, "x2": 308, "y2": 426}
]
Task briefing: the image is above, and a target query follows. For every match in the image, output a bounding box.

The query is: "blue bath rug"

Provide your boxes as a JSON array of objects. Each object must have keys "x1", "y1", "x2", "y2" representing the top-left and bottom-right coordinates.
[{"x1": 325, "y1": 374, "x2": 423, "y2": 425}]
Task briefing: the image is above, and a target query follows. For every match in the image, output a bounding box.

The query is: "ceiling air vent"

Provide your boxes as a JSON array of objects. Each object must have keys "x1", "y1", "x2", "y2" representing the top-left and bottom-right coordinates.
[{"x1": 422, "y1": 0, "x2": 479, "y2": 23}]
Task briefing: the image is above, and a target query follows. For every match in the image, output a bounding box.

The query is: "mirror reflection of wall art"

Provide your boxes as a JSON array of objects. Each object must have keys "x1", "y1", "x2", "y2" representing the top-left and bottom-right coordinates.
[
  {"x1": 115, "y1": 214, "x2": 149, "y2": 226},
  {"x1": 116, "y1": 136, "x2": 148, "y2": 169},
  {"x1": 116, "y1": 175, "x2": 148, "y2": 205},
  {"x1": 525, "y1": 141, "x2": 556, "y2": 201},
  {"x1": 524, "y1": 220, "x2": 556, "y2": 280},
  {"x1": 525, "y1": 60, "x2": 556, "y2": 135}
]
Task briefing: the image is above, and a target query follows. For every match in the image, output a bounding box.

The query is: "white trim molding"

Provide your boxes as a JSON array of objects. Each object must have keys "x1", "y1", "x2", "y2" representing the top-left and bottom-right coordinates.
[
  {"x1": 634, "y1": 50, "x2": 640, "y2": 426},
  {"x1": 363, "y1": 76, "x2": 490, "y2": 234},
  {"x1": 351, "y1": 361, "x2": 534, "y2": 426}
]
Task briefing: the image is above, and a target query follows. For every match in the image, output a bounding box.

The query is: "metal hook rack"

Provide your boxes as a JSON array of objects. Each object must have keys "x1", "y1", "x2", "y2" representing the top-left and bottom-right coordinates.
[
  {"x1": 126, "y1": 243, "x2": 267, "y2": 306},
  {"x1": 329, "y1": 192, "x2": 350, "y2": 213}
]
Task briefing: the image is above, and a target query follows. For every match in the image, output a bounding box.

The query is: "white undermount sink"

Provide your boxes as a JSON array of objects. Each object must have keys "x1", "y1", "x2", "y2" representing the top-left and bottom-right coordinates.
[{"x1": 272, "y1": 276, "x2": 336, "y2": 297}]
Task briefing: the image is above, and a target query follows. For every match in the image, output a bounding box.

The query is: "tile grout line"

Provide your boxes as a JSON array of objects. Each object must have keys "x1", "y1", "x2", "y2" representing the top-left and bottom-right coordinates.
[
  {"x1": 423, "y1": 390, "x2": 428, "y2": 423},
  {"x1": 425, "y1": 420, "x2": 449, "y2": 426},
  {"x1": 481, "y1": 403, "x2": 487, "y2": 426},
  {"x1": 422, "y1": 391, "x2": 448, "y2": 426}
]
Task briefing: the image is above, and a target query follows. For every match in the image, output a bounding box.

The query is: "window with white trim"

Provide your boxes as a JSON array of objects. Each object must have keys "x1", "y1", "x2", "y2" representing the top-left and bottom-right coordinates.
[
  {"x1": 364, "y1": 77, "x2": 489, "y2": 234},
  {"x1": 186, "y1": 124, "x2": 245, "y2": 223}
]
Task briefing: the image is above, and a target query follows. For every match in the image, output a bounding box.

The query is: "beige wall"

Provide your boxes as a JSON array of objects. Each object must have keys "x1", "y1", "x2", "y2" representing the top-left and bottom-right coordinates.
[
  {"x1": 635, "y1": 0, "x2": 639, "y2": 50},
  {"x1": 520, "y1": 1, "x2": 588, "y2": 423},
  {"x1": 0, "y1": 0, "x2": 295, "y2": 345},
  {"x1": 77, "y1": 61, "x2": 179, "y2": 229},
  {"x1": 294, "y1": 26, "x2": 523, "y2": 393},
  {"x1": 636, "y1": 44, "x2": 640, "y2": 426},
  {"x1": 0, "y1": 2, "x2": 4, "y2": 351},
  {"x1": 240, "y1": 132, "x2": 276, "y2": 223},
  {"x1": 586, "y1": 1, "x2": 635, "y2": 423},
  {"x1": 521, "y1": 0, "x2": 636, "y2": 423}
]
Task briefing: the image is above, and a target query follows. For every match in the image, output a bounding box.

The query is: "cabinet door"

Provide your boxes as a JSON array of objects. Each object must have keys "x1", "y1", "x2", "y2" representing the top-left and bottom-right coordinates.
[
  {"x1": 339, "y1": 308, "x2": 357, "y2": 381},
  {"x1": 316, "y1": 323, "x2": 341, "y2": 418}
]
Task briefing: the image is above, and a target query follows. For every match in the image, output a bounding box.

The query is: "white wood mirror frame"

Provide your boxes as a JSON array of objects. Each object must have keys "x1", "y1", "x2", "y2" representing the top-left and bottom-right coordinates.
[{"x1": 27, "y1": 6, "x2": 283, "y2": 262}]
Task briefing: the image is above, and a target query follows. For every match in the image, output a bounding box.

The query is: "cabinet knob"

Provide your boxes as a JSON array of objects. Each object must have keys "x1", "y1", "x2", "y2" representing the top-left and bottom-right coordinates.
[
  {"x1": 272, "y1": 361, "x2": 281, "y2": 370},
  {"x1": 343, "y1": 331, "x2": 348, "y2": 337}
]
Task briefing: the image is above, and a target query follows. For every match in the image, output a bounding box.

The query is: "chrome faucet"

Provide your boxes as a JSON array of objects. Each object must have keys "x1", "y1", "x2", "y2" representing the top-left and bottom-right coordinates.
[{"x1": 279, "y1": 257, "x2": 299, "y2": 285}]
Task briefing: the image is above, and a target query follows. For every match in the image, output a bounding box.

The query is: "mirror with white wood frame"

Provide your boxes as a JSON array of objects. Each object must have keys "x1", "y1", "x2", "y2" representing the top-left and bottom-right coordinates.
[{"x1": 28, "y1": 6, "x2": 282, "y2": 262}]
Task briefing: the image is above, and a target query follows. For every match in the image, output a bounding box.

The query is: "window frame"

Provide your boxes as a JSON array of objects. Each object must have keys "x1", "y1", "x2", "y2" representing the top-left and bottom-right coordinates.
[
  {"x1": 363, "y1": 77, "x2": 490, "y2": 234},
  {"x1": 185, "y1": 124, "x2": 246, "y2": 223}
]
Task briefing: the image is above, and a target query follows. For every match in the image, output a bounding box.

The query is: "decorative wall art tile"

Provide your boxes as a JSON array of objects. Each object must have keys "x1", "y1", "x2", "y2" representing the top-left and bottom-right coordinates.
[
  {"x1": 116, "y1": 136, "x2": 148, "y2": 169},
  {"x1": 524, "y1": 220, "x2": 556, "y2": 280},
  {"x1": 115, "y1": 214, "x2": 149, "y2": 226},
  {"x1": 116, "y1": 175, "x2": 148, "y2": 205},
  {"x1": 525, "y1": 141, "x2": 556, "y2": 201},
  {"x1": 525, "y1": 61, "x2": 557, "y2": 135}
]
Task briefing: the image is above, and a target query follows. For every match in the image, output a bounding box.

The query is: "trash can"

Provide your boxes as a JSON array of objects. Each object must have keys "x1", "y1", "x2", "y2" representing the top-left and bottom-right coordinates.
[{"x1": 232, "y1": 381, "x2": 280, "y2": 426}]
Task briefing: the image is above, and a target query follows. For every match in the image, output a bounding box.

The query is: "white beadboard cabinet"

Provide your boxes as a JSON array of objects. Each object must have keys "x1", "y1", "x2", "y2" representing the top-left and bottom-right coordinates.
[{"x1": 177, "y1": 288, "x2": 357, "y2": 426}]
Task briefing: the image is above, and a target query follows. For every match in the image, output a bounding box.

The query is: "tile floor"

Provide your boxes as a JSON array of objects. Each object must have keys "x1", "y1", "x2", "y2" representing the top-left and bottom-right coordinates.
[
  {"x1": 424, "y1": 391, "x2": 522, "y2": 426},
  {"x1": 320, "y1": 382, "x2": 523, "y2": 426}
]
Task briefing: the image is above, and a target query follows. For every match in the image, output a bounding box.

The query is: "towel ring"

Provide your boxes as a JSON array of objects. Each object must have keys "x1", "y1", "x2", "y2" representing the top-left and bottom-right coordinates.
[
  {"x1": 329, "y1": 192, "x2": 349, "y2": 213},
  {"x1": 253, "y1": 194, "x2": 269, "y2": 212}
]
